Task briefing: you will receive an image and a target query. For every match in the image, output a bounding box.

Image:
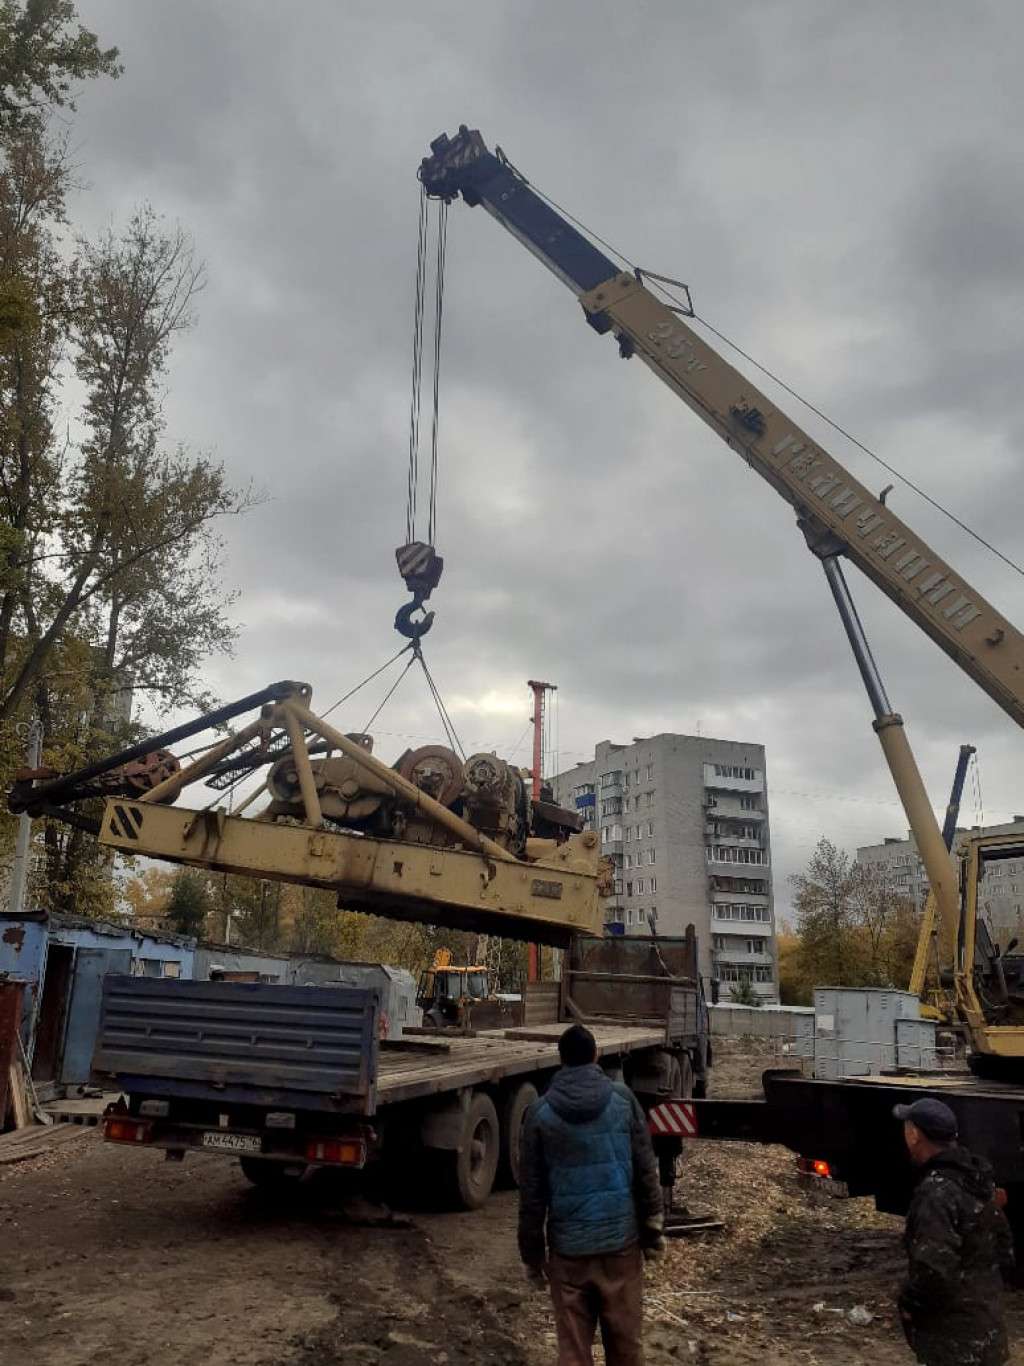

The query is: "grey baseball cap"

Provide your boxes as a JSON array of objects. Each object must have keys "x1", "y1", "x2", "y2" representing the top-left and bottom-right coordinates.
[{"x1": 892, "y1": 1097, "x2": 958, "y2": 1141}]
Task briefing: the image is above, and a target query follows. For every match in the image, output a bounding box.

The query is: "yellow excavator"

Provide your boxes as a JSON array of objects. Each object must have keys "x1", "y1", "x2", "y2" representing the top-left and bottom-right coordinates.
[{"x1": 416, "y1": 949, "x2": 496, "y2": 1030}]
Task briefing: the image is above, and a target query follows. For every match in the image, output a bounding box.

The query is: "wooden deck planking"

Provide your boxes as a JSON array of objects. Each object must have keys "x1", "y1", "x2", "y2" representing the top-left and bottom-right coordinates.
[{"x1": 374, "y1": 1024, "x2": 664, "y2": 1105}]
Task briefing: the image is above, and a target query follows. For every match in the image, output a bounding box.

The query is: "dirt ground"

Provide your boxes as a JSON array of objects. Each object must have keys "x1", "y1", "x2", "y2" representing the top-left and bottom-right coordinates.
[{"x1": 1, "y1": 1038, "x2": 1023, "y2": 1365}]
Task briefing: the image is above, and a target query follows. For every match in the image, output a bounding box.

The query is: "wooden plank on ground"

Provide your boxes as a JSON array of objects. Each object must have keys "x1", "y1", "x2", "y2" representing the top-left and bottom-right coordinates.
[
  {"x1": 7, "y1": 1062, "x2": 30, "y2": 1130},
  {"x1": 0, "y1": 1122, "x2": 89, "y2": 1164}
]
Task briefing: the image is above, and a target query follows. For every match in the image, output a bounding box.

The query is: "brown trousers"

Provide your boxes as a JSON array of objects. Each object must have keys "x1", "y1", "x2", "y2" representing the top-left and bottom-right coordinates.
[{"x1": 547, "y1": 1244, "x2": 644, "y2": 1366}]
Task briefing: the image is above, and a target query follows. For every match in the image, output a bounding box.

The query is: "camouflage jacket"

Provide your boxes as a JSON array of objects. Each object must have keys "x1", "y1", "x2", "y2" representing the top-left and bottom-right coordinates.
[{"x1": 899, "y1": 1144, "x2": 1015, "y2": 1366}]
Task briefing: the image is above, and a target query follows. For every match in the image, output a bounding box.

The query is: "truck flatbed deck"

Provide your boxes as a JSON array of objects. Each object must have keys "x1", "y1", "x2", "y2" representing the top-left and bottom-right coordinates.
[{"x1": 376, "y1": 1023, "x2": 665, "y2": 1105}]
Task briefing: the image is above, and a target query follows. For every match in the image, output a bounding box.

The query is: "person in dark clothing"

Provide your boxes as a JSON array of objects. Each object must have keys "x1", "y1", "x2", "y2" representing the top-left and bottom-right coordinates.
[
  {"x1": 893, "y1": 1096, "x2": 1015, "y2": 1366},
  {"x1": 518, "y1": 1024, "x2": 664, "y2": 1366}
]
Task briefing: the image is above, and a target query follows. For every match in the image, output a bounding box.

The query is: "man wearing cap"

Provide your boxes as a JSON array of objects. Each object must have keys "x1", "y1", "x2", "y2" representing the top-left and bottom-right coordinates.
[
  {"x1": 518, "y1": 1023, "x2": 664, "y2": 1366},
  {"x1": 893, "y1": 1096, "x2": 1015, "y2": 1366}
]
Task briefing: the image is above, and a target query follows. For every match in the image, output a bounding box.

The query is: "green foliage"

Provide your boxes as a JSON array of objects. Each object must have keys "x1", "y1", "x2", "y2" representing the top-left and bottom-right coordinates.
[
  {"x1": 165, "y1": 869, "x2": 212, "y2": 938},
  {"x1": 728, "y1": 975, "x2": 760, "y2": 1006},
  {"x1": 784, "y1": 837, "x2": 922, "y2": 1000},
  {"x1": 0, "y1": 16, "x2": 258, "y2": 915},
  {"x1": 0, "y1": 0, "x2": 120, "y2": 131}
]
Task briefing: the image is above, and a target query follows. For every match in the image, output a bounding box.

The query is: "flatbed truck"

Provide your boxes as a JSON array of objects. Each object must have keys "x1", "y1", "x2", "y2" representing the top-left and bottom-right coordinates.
[{"x1": 94, "y1": 932, "x2": 710, "y2": 1209}]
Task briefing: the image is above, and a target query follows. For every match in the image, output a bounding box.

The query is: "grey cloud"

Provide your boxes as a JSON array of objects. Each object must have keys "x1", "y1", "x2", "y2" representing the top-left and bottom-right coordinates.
[{"x1": 65, "y1": 0, "x2": 1024, "y2": 914}]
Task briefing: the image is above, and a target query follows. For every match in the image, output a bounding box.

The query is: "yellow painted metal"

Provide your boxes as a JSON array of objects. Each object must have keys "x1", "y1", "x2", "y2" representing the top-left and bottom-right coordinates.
[
  {"x1": 873, "y1": 716, "x2": 961, "y2": 966},
  {"x1": 579, "y1": 274, "x2": 1024, "y2": 731},
  {"x1": 97, "y1": 798, "x2": 604, "y2": 943},
  {"x1": 908, "y1": 891, "x2": 937, "y2": 999}
]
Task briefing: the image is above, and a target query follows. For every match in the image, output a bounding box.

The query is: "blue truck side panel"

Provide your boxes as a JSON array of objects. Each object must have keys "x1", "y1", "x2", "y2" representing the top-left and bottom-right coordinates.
[{"x1": 93, "y1": 977, "x2": 380, "y2": 1116}]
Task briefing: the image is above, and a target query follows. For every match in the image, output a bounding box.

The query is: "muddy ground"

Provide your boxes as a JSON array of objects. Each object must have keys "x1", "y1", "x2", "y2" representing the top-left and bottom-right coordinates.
[{"x1": 1, "y1": 1038, "x2": 1022, "y2": 1365}]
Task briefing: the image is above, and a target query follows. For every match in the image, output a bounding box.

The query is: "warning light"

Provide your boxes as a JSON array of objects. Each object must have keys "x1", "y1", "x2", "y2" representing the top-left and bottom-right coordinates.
[
  {"x1": 813, "y1": 1159, "x2": 831, "y2": 1178},
  {"x1": 104, "y1": 1117, "x2": 151, "y2": 1144},
  {"x1": 305, "y1": 1137, "x2": 366, "y2": 1167}
]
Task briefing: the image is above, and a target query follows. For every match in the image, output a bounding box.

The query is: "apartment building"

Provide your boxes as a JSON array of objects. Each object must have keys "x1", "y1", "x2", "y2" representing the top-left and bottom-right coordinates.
[
  {"x1": 857, "y1": 816, "x2": 1024, "y2": 945},
  {"x1": 551, "y1": 734, "x2": 777, "y2": 999}
]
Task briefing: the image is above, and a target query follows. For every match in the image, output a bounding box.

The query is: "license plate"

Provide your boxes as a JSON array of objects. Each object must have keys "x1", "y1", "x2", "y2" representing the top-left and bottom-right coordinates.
[{"x1": 201, "y1": 1131, "x2": 262, "y2": 1154}]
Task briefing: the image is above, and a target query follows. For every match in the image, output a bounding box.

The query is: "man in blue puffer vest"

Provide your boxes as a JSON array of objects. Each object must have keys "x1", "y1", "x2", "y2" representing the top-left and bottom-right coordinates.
[{"x1": 518, "y1": 1024, "x2": 664, "y2": 1366}]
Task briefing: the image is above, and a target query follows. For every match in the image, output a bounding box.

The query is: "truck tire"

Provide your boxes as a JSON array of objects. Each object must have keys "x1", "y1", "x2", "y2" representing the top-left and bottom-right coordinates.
[
  {"x1": 499, "y1": 1081, "x2": 538, "y2": 1188},
  {"x1": 678, "y1": 1054, "x2": 694, "y2": 1099},
  {"x1": 239, "y1": 1157, "x2": 303, "y2": 1187},
  {"x1": 446, "y1": 1092, "x2": 500, "y2": 1210}
]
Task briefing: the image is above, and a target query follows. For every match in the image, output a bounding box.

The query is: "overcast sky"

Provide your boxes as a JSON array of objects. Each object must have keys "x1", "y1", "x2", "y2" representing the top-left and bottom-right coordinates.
[{"x1": 68, "y1": 1, "x2": 1024, "y2": 916}]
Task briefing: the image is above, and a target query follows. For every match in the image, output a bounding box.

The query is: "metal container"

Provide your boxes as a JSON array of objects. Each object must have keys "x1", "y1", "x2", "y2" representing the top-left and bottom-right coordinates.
[
  {"x1": 895, "y1": 1016, "x2": 938, "y2": 1071},
  {"x1": 813, "y1": 987, "x2": 920, "y2": 1080}
]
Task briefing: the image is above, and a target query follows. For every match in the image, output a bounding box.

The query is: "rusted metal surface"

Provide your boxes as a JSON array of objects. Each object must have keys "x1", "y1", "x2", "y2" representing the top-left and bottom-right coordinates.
[
  {"x1": 93, "y1": 978, "x2": 380, "y2": 1116},
  {"x1": 566, "y1": 933, "x2": 700, "y2": 1037}
]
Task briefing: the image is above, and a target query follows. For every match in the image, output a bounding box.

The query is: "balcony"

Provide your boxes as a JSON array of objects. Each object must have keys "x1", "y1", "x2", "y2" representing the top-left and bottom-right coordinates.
[
  {"x1": 705, "y1": 829, "x2": 765, "y2": 850},
  {"x1": 703, "y1": 764, "x2": 764, "y2": 795},
  {"x1": 703, "y1": 798, "x2": 765, "y2": 822},
  {"x1": 706, "y1": 848, "x2": 770, "y2": 871},
  {"x1": 710, "y1": 913, "x2": 772, "y2": 933},
  {"x1": 709, "y1": 879, "x2": 770, "y2": 899},
  {"x1": 713, "y1": 949, "x2": 775, "y2": 967}
]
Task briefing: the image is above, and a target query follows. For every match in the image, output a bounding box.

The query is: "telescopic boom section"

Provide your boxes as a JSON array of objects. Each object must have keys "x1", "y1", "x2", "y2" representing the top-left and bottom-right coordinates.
[{"x1": 420, "y1": 126, "x2": 1024, "y2": 731}]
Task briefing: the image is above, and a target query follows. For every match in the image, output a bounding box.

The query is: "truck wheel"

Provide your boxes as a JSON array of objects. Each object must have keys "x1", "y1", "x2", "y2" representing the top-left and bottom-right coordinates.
[
  {"x1": 239, "y1": 1157, "x2": 303, "y2": 1187},
  {"x1": 499, "y1": 1082, "x2": 538, "y2": 1188},
  {"x1": 679, "y1": 1054, "x2": 694, "y2": 1099},
  {"x1": 447, "y1": 1092, "x2": 500, "y2": 1210}
]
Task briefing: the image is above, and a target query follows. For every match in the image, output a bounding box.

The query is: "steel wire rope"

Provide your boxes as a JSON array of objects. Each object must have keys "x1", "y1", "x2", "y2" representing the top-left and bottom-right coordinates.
[
  {"x1": 406, "y1": 187, "x2": 429, "y2": 544},
  {"x1": 506, "y1": 159, "x2": 1024, "y2": 581},
  {"x1": 427, "y1": 200, "x2": 448, "y2": 546},
  {"x1": 361, "y1": 650, "x2": 419, "y2": 736},
  {"x1": 414, "y1": 646, "x2": 465, "y2": 758},
  {"x1": 321, "y1": 643, "x2": 414, "y2": 720}
]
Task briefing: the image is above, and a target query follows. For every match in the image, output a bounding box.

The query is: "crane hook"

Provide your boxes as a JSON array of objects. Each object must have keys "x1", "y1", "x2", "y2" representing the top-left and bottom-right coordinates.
[{"x1": 395, "y1": 598, "x2": 435, "y2": 642}]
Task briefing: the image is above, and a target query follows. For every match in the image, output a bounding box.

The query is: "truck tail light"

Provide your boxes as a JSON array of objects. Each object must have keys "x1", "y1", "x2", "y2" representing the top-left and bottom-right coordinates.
[
  {"x1": 797, "y1": 1156, "x2": 831, "y2": 1179},
  {"x1": 104, "y1": 1116, "x2": 152, "y2": 1145},
  {"x1": 305, "y1": 1137, "x2": 366, "y2": 1167}
]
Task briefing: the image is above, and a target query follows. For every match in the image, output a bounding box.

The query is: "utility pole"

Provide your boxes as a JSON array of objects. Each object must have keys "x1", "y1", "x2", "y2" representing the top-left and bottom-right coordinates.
[
  {"x1": 526, "y1": 681, "x2": 556, "y2": 981},
  {"x1": 9, "y1": 719, "x2": 43, "y2": 917}
]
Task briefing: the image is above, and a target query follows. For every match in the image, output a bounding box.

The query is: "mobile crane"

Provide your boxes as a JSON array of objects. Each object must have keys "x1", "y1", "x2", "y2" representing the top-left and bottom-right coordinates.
[
  {"x1": 416, "y1": 125, "x2": 1024, "y2": 1240},
  {"x1": 417, "y1": 125, "x2": 1024, "y2": 1069}
]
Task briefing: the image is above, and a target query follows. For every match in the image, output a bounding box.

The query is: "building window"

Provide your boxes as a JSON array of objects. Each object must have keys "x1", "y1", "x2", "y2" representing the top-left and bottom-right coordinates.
[
  {"x1": 625, "y1": 854, "x2": 632, "y2": 870},
  {"x1": 637, "y1": 879, "x2": 645, "y2": 894},
  {"x1": 650, "y1": 877, "x2": 657, "y2": 893},
  {"x1": 626, "y1": 882, "x2": 633, "y2": 897},
  {"x1": 645, "y1": 791, "x2": 655, "y2": 808},
  {"x1": 648, "y1": 849, "x2": 656, "y2": 865},
  {"x1": 647, "y1": 821, "x2": 654, "y2": 837},
  {"x1": 713, "y1": 764, "x2": 757, "y2": 781},
  {"x1": 646, "y1": 764, "x2": 654, "y2": 781},
  {"x1": 740, "y1": 794, "x2": 760, "y2": 811},
  {"x1": 708, "y1": 846, "x2": 767, "y2": 865},
  {"x1": 649, "y1": 906, "x2": 657, "y2": 922}
]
